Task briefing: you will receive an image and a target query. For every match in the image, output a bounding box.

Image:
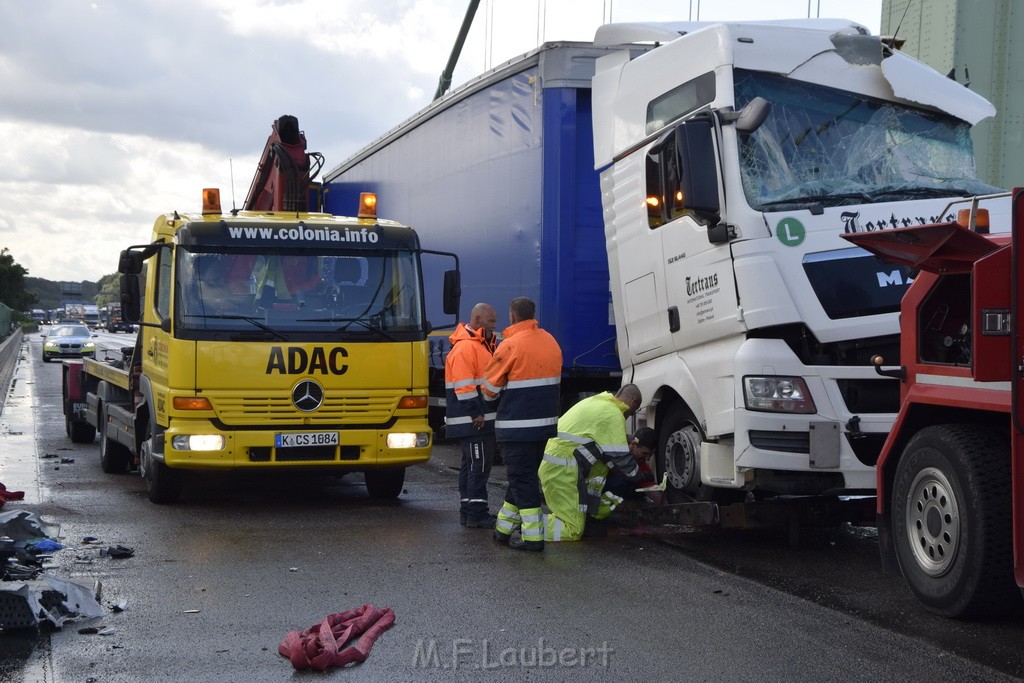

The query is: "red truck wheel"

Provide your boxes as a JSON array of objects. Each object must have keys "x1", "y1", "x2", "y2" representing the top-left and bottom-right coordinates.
[
  {"x1": 891, "y1": 424, "x2": 1018, "y2": 618},
  {"x1": 68, "y1": 416, "x2": 96, "y2": 444}
]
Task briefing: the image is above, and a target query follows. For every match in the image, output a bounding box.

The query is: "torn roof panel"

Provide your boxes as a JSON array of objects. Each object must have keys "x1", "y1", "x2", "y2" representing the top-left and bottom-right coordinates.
[{"x1": 881, "y1": 51, "x2": 996, "y2": 125}]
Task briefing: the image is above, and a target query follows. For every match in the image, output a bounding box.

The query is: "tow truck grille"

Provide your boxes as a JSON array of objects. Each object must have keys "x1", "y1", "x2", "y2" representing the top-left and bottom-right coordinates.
[
  {"x1": 247, "y1": 445, "x2": 361, "y2": 462},
  {"x1": 213, "y1": 393, "x2": 397, "y2": 425}
]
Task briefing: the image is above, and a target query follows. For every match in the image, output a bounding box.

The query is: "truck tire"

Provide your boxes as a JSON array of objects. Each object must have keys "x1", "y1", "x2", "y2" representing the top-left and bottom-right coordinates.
[
  {"x1": 98, "y1": 403, "x2": 132, "y2": 474},
  {"x1": 364, "y1": 468, "x2": 405, "y2": 499},
  {"x1": 68, "y1": 416, "x2": 96, "y2": 444},
  {"x1": 140, "y1": 436, "x2": 181, "y2": 504},
  {"x1": 659, "y1": 404, "x2": 714, "y2": 503},
  {"x1": 892, "y1": 424, "x2": 1019, "y2": 618}
]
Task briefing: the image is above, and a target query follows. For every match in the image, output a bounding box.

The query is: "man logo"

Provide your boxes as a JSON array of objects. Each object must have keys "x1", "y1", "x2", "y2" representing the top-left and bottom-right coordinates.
[{"x1": 291, "y1": 379, "x2": 325, "y2": 412}]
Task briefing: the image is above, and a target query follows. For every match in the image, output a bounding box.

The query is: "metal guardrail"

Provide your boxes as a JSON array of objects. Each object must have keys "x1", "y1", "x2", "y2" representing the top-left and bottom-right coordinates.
[{"x1": 0, "y1": 329, "x2": 24, "y2": 416}]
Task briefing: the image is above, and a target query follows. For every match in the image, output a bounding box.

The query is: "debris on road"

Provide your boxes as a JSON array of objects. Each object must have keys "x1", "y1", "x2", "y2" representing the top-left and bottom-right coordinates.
[
  {"x1": 0, "y1": 510, "x2": 105, "y2": 629},
  {"x1": 0, "y1": 575, "x2": 104, "y2": 629},
  {"x1": 279, "y1": 604, "x2": 395, "y2": 671},
  {"x1": 99, "y1": 545, "x2": 134, "y2": 559}
]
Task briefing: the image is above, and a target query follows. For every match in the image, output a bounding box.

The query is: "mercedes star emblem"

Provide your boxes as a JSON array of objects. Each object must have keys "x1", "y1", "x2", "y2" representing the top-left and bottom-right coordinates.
[{"x1": 291, "y1": 379, "x2": 325, "y2": 412}]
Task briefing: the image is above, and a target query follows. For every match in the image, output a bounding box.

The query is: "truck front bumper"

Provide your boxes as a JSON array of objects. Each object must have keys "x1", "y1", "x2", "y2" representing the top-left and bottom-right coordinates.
[{"x1": 161, "y1": 418, "x2": 432, "y2": 470}]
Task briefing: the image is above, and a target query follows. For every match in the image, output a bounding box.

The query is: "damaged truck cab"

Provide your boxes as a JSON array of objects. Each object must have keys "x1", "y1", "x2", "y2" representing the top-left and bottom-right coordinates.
[{"x1": 592, "y1": 20, "x2": 1007, "y2": 499}]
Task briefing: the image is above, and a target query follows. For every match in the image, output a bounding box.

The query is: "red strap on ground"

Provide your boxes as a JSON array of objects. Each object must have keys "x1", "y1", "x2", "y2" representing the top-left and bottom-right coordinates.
[{"x1": 278, "y1": 604, "x2": 395, "y2": 671}]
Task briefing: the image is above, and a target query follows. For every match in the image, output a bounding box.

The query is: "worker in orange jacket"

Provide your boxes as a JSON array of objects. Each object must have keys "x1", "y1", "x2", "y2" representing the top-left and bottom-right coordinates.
[
  {"x1": 445, "y1": 303, "x2": 499, "y2": 528},
  {"x1": 482, "y1": 297, "x2": 562, "y2": 552}
]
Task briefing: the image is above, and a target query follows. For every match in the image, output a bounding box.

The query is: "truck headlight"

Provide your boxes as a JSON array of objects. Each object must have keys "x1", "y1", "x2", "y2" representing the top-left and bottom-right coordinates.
[
  {"x1": 386, "y1": 432, "x2": 429, "y2": 449},
  {"x1": 743, "y1": 376, "x2": 815, "y2": 414},
  {"x1": 171, "y1": 435, "x2": 225, "y2": 451}
]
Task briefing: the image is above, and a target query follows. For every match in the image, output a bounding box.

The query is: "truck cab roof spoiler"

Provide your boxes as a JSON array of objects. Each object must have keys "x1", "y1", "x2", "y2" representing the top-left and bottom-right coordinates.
[{"x1": 593, "y1": 19, "x2": 867, "y2": 47}]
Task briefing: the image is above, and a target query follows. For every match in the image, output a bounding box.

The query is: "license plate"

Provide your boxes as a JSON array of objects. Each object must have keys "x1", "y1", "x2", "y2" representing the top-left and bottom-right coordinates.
[{"x1": 275, "y1": 431, "x2": 339, "y2": 448}]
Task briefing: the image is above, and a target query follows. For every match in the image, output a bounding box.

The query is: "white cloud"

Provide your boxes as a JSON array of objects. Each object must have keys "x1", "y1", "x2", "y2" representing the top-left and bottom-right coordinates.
[{"x1": 0, "y1": 0, "x2": 881, "y2": 283}]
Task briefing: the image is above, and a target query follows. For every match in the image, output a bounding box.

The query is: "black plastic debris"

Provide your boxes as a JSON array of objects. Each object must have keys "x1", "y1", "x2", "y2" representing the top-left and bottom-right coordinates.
[{"x1": 100, "y1": 545, "x2": 134, "y2": 559}]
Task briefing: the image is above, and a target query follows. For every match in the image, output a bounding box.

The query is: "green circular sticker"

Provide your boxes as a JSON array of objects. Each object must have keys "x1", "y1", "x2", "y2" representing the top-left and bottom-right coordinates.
[{"x1": 776, "y1": 217, "x2": 806, "y2": 247}]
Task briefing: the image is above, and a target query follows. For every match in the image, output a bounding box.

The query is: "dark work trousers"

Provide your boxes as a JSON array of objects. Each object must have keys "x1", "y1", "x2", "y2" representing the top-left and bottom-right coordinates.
[
  {"x1": 459, "y1": 433, "x2": 495, "y2": 518},
  {"x1": 501, "y1": 441, "x2": 546, "y2": 510}
]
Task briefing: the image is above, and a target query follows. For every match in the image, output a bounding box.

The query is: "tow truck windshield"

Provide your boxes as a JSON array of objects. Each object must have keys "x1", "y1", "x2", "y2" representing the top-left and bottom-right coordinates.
[
  {"x1": 734, "y1": 69, "x2": 1002, "y2": 211},
  {"x1": 174, "y1": 248, "x2": 424, "y2": 342}
]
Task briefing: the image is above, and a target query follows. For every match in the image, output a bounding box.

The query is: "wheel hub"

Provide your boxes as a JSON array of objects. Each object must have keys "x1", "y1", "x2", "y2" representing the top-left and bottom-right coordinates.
[
  {"x1": 664, "y1": 425, "x2": 701, "y2": 494},
  {"x1": 905, "y1": 466, "x2": 960, "y2": 577},
  {"x1": 139, "y1": 439, "x2": 152, "y2": 479}
]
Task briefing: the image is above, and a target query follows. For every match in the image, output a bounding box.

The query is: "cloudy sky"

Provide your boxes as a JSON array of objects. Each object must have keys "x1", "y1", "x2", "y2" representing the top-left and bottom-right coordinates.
[{"x1": 0, "y1": 0, "x2": 881, "y2": 284}]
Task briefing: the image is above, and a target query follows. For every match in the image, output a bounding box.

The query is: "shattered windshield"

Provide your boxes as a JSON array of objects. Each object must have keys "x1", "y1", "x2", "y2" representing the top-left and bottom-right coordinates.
[
  {"x1": 734, "y1": 69, "x2": 1002, "y2": 211},
  {"x1": 174, "y1": 249, "x2": 423, "y2": 341}
]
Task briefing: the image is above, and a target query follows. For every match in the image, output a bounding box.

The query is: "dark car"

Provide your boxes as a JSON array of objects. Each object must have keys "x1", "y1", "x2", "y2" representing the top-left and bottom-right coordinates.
[{"x1": 42, "y1": 324, "x2": 97, "y2": 362}]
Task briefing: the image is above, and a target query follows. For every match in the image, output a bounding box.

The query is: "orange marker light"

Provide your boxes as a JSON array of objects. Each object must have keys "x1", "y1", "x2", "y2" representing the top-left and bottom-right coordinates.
[
  {"x1": 358, "y1": 192, "x2": 378, "y2": 219},
  {"x1": 173, "y1": 397, "x2": 213, "y2": 410},
  {"x1": 957, "y1": 208, "x2": 990, "y2": 234},
  {"x1": 202, "y1": 188, "x2": 221, "y2": 215},
  {"x1": 397, "y1": 396, "x2": 427, "y2": 409}
]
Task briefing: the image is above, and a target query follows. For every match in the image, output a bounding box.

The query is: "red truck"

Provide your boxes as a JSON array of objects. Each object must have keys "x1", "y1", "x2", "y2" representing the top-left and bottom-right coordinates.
[{"x1": 843, "y1": 190, "x2": 1023, "y2": 618}]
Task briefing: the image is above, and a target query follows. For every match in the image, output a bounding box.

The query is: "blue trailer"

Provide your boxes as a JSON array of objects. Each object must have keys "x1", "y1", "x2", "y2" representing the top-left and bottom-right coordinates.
[{"x1": 322, "y1": 42, "x2": 634, "y2": 416}]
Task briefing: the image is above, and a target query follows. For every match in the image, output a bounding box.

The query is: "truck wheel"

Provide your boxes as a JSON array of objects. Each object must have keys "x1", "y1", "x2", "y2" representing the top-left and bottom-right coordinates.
[
  {"x1": 99, "y1": 403, "x2": 132, "y2": 474},
  {"x1": 892, "y1": 424, "x2": 1018, "y2": 618},
  {"x1": 140, "y1": 437, "x2": 181, "y2": 504},
  {"x1": 68, "y1": 416, "x2": 96, "y2": 444},
  {"x1": 364, "y1": 468, "x2": 405, "y2": 499},
  {"x1": 659, "y1": 405, "x2": 714, "y2": 503}
]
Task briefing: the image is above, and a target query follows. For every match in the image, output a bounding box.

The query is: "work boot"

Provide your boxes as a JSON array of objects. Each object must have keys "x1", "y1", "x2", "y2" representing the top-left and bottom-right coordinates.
[
  {"x1": 460, "y1": 513, "x2": 467, "y2": 527},
  {"x1": 492, "y1": 529, "x2": 511, "y2": 545},
  {"x1": 509, "y1": 535, "x2": 544, "y2": 552},
  {"x1": 465, "y1": 513, "x2": 497, "y2": 529}
]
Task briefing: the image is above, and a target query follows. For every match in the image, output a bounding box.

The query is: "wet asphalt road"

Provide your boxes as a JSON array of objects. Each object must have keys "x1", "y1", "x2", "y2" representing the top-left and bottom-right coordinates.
[{"x1": 0, "y1": 332, "x2": 1021, "y2": 682}]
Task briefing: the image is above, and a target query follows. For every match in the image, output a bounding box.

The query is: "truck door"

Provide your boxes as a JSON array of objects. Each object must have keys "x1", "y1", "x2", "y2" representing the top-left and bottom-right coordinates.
[
  {"x1": 141, "y1": 244, "x2": 174, "y2": 427},
  {"x1": 652, "y1": 120, "x2": 741, "y2": 352}
]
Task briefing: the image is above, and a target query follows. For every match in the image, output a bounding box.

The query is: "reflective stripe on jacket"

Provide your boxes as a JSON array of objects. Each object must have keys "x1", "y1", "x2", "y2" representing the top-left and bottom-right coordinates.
[
  {"x1": 481, "y1": 319, "x2": 562, "y2": 442},
  {"x1": 444, "y1": 323, "x2": 496, "y2": 439}
]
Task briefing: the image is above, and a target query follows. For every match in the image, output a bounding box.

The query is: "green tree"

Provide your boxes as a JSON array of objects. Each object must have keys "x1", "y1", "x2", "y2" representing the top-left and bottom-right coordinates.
[
  {"x1": 0, "y1": 247, "x2": 36, "y2": 311},
  {"x1": 96, "y1": 272, "x2": 120, "y2": 307}
]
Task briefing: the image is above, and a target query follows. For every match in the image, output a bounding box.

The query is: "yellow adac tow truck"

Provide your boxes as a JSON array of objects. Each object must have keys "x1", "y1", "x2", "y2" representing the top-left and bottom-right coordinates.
[{"x1": 61, "y1": 116, "x2": 461, "y2": 503}]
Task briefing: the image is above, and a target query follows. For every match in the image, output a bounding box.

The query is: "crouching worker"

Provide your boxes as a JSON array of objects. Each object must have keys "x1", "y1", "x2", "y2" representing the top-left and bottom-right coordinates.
[
  {"x1": 605, "y1": 427, "x2": 658, "y2": 500},
  {"x1": 539, "y1": 385, "x2": 644, "y2": 542}
]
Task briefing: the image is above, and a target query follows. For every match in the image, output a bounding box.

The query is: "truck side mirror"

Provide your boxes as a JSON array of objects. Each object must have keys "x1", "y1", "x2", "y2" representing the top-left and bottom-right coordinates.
[
  {"x1": 121, "y1": 274, "x2": 141, "y2": 323},
  {"x1": 442, "y1": 270, "x2": 461, "y2": 316},
  {"x1": 673, "y1": 119, "x2": 721, "y2": 219},
  {"x1": 119, "y1": 250, "x2": 144, "y2": 275},
  {"x1": 720, "y1": 96, "x2": 771, "y2": 135}
]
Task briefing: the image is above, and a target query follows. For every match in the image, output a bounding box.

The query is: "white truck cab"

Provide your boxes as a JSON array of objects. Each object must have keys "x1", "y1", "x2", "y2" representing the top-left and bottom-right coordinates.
[{"x1": 592, "y1": 20, "x2": 1007, "y2": 498}]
